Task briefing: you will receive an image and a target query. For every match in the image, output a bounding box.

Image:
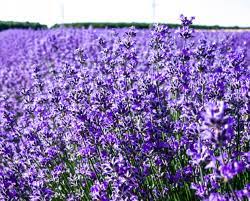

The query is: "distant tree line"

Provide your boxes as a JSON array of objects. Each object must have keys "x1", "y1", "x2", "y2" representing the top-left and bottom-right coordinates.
[
  {"x1": 0, "y1": 21, "x2": 47, "y2": 31},
  {"x1": 52, "y1": 22, "x2": 249, "y2": 30},
  {"x1": 0, "y1": 21, "x2": 249, "y2": 31}
]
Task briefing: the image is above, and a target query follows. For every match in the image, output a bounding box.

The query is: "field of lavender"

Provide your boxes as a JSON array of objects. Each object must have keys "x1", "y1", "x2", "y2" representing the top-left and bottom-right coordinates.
[{"x1": 0, "y1": 16, "x2": 249, "y2": 201}]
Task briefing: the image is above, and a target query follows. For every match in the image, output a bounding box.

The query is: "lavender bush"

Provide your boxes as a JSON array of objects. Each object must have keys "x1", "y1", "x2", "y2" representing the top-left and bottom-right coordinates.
[{"x1": 0, "y1": 16, "x2": 249, "y2": 200}]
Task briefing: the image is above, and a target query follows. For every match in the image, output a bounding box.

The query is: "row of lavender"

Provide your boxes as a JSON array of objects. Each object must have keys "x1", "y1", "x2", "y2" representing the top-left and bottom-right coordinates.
[{"x1": 0, "y1": 16, "x2": 249, "y2": 200}]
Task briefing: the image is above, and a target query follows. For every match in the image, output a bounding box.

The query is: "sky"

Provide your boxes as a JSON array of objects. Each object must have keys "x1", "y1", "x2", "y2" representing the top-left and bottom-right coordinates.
[{"x1": 0, "y1": 0, "x2": 249, "y2": 27}]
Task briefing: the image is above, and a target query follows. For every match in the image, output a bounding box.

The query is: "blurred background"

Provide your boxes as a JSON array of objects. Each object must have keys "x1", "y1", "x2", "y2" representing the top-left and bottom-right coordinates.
[{"x1": 0, "y1": 0, "x2": 249, "y2": 27}]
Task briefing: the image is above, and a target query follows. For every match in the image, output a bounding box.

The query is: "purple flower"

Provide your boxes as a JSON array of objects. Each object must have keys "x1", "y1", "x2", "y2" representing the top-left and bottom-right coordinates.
[{"x1": 201, "y1": 101, "x2": 233, "y2": 143}]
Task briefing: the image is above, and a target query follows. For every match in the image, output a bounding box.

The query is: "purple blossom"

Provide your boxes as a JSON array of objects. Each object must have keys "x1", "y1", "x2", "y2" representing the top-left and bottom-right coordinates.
[{"x1": 0, "y1": 15, "x2": 249, "y2": 200}]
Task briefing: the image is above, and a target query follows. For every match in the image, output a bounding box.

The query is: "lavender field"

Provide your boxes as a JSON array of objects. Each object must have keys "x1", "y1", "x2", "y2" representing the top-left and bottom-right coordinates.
[{"x1": 0, "y1": 16, "x2": 249, "y2": 200}]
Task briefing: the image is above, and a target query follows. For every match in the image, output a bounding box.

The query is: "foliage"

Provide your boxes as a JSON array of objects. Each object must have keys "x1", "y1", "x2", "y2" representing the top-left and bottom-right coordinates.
[
  {"x1": 52, "y1": 22, "x2": 249, "y2": 30},
  {"x1": 0, "y1": 21, "x2": 47, "y2": 31}
]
